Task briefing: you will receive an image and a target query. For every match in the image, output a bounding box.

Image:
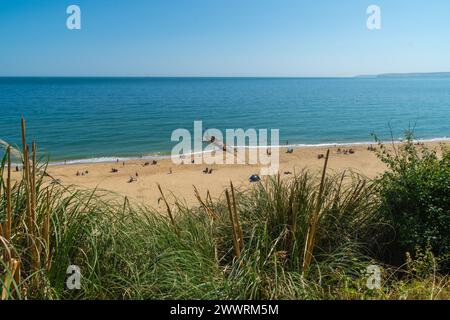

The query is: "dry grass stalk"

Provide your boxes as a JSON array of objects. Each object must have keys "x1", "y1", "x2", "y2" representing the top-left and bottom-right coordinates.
[
  {"x1": 0, "y1": 165, "x2": 3, "y2": 238},
  {"x1": 122, "y1": 196, "x2": 130, "y2": 215},
  {"x1": 31, "y1": 141, "x2": 37, "y2": 225},
  {"x1": 1, "y1": 258, "x2": 20, "y2": 300},
  {"x1": 193, "y1": 185, "x2": 218, "y2": 220},
  {"x1": 21, "y1": 118, "x2": 40, "y2": 274},
  {"x1": 225, "y1": 189, "x2": 241, "y2": 258},
  {"x1": 0, "y1": 147, "x2": 13, "y2": 287},
  {"x1": 286, "y1": 201, "x2": 298, "y2": 254},
  {"x1": 302, "y1": 149, "x2": 330, "y2": 271},
  {"x1": 157, "y1": 183, "x2": 179, "y2": 235},
  {"x1": 206, "y1": 190, "x2": 212, "y2": 204},
  {"x1": 4, "y1": 146, "x2": 12, "y2": 241},
  {"x1": 21, "y1": 118, "x2": 32, "y2": 232},
  {"x1": 42, "y1": 190, "x2": 52, "y2": 271},
  {"x1": 229, "y1": 182, "x2": 244, "y2": 250}
]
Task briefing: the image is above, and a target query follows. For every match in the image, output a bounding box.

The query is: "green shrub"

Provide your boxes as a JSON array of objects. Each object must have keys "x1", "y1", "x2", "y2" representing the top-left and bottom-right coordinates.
[{"x1": 375, "y1": 132, "x2": 450, "y2": 270}]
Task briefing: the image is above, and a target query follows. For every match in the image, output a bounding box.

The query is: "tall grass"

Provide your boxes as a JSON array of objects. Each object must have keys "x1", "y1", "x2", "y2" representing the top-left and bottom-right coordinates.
[{"x1": 1, "y1": 120, "x2": 448, "y2": 300}]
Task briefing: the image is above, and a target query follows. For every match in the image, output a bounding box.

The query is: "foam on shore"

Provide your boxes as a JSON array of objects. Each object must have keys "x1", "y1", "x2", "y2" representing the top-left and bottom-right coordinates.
[{"x1": 45, "y1": 136, "x2": 450, "y2": 166}]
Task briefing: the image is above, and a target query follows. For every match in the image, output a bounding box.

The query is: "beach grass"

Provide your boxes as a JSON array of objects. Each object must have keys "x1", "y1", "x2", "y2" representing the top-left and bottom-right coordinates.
[{"x1": 0, "y1": 119, "x2": 449, "y2": 300}]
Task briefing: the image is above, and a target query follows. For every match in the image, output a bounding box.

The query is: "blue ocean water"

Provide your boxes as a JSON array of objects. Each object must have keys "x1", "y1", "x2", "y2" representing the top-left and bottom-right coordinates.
[{"x1": 0, "y1": 77, "x2": 449, "y2": 162}]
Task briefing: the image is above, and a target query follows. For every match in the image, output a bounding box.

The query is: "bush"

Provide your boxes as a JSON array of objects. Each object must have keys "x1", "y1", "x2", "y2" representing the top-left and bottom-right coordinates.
[{"x1": 375, "y1": 132, "x2": 450, "y2": 270}]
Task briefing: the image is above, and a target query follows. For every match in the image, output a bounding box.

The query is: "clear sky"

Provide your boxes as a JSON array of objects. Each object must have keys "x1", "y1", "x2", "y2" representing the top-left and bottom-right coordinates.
[{"x1": 1, "y1": 0, "x2": 450, "y2": 77}]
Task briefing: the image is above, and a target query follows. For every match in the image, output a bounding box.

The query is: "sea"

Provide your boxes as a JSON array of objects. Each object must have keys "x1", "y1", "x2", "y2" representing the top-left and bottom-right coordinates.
[{"x1": 0, "y1": 77, "x2": 449, "y2": 164}]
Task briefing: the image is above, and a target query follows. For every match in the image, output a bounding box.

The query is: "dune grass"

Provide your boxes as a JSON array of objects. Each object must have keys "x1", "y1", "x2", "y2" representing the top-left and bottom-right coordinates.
[{"x1": 1, "y1": 119, "x2": 449, "y2": 300}]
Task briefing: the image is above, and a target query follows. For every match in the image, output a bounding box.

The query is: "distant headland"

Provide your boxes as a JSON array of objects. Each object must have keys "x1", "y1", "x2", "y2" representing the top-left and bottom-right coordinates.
[{"x1": 356, "y1": 72, "x2": 450, "y2": 78}]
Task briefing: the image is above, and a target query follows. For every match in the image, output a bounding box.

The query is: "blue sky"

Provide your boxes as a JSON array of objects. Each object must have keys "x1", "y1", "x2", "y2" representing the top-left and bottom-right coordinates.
[{"x1": 1, "y1": 0, "x2": 450, "y2": 77}]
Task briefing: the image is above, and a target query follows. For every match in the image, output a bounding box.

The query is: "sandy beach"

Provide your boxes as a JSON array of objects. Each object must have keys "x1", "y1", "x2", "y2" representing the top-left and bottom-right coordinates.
[{"x1": 13, "y1": 141, "x2": 446, "y2": 209}]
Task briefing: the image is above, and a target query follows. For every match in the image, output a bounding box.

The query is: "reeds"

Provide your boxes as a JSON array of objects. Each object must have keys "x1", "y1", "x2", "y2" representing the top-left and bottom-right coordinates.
[
  {"x1": 302, "y1": 149, "x2": 330, "y2": 271},
  {"x1": 1, "y1": 144, "x2": 17, "y2": 299},
  {"x1": 0, "y1": 118, "x2": 54, "y2": 299},
  {"x1": 3, "y1": 146, "x2": 12, "y2": 242},
  {"x1": 1, "y1": 258, "x2": 20, "y2": 300},
  {"x1": 21, "y1": 119, "x2": 41, "y2": 278},
  {"x1": 193, "y1": 185, "x2": 218, "y2": 220},
  {"x1": 157, "y1": 183, "x2": 179, "y2": 236},
  {"x1": 225, "y1": 181, "x2": 244, "y2": 258},
  {"x1": 1, "y1": 144, "x2": 20, "y2": 299}
]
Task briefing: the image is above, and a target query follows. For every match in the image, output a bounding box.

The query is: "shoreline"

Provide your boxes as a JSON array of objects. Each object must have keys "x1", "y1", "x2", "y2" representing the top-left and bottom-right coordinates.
[
  {"x1": 43, "y1": 137, "x2": 450, "y2": 166},
  {"x1": 30, "y1": 140, "x2": 448, "y2": 209}
]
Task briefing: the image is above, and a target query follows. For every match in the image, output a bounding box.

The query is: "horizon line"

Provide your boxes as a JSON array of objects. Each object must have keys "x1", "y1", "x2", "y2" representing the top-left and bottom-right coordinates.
[
  {"x1": 0, "y1": 75, "x2": 354, "y2": 79},
  {"x1": 1, "y1": 71, "x2": 449, "y2": 79}
]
